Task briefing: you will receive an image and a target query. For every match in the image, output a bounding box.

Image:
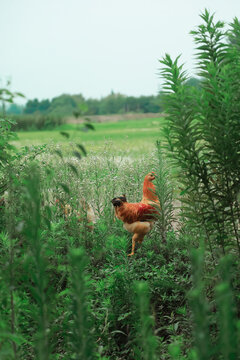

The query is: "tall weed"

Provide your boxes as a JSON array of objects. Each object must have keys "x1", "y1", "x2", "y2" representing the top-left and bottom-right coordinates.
[{"x1": 160, "y1": 9, "x2": 240, "y2": 257}]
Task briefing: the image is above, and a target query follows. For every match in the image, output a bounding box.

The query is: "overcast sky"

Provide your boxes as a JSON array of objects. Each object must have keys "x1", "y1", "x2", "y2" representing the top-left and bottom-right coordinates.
[{"x1": 1, "y1": 0, "x2": 240, "y2": 103}]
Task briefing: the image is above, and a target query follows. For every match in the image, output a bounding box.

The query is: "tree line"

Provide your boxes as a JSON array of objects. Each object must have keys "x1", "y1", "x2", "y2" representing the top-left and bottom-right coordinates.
[{"x1": 7, "y1": 78, "x2": 200, "y2": 118}]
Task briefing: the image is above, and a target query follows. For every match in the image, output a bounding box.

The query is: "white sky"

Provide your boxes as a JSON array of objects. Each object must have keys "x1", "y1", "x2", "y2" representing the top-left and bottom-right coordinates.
[{"x1": 1, "y1": 0, "x2": 240, "y2": 102}]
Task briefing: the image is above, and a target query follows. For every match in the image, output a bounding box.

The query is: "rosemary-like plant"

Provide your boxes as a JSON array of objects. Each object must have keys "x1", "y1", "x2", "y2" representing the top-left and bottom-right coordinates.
[
  {"x1": 188, "y1": 248, "x2": 211, "y2": 360},
  {"x1": 68, "y1": 247, "x2": 95, "y2": 360},
  {"x1": 154, "y1": 141, "x2": 174, "y2": 243},
  {"x1": 215, "y1": 256, "x2": 238, "y2": 359},
  {"x1": 23, "y1": 163, "x2": 50, "y2": 360},
  {"x1": 134, "y1": 281, "x2": 158, "y2": 360},
  {"x1": 160, "y1": 9, "x2": 240, "y2": 257}
]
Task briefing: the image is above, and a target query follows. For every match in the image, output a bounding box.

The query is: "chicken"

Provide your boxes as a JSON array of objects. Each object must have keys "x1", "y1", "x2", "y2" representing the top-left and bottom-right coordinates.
[
  {"x1": 111, "y1": 195, "x2": 159, "y2": 256},
  {"x1": 111, "y1": 172, "x2": 161, "y2": 256},
  {"x1": 56, "y1": 198, "x2": 95, "y2": 230}
]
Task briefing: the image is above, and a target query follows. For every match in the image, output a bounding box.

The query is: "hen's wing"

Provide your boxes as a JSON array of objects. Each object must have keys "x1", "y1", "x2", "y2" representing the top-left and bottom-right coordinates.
[
  {"x1": 120, "y1": 202, "x2": 157, "y2": 223},
  {"x1": 136, "y1": 203, "x2": 157, "y2": 219}
]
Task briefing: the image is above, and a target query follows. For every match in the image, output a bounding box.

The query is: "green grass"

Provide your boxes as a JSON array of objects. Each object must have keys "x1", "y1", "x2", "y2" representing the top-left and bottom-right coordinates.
[
  {"x1": 13, "y1": 117, "x2": 165, "y2": 156},
  {"x1": 1, "y1": 139, "x2": 193, "y2": 359},
  {"x1": 4, "y1": 115, "x2": 240, "y2": 359}
]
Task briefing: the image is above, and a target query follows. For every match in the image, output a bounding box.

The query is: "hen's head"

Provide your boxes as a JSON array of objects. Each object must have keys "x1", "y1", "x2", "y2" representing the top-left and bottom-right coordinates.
[
  {"x1": 111, "y1": 195, "x2": 127, "y2": 207},
  {"x1": 145, "y1": 172, "x2": 156, "y2": 182}
]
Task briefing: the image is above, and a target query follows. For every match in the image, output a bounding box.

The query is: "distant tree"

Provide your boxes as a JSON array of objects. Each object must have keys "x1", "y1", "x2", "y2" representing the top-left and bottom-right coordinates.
[
  {"x1": 85, "y1": 98, "x2": 100, "y2": 115},
  {"x1": 72, "y1": 94, "x2": 85, "y2": 104},
  {"x1": 99, "y1": 93, "x2": 126, "y2": 114},
  {"x1": 38, "y1": 99, "x2": 50, "y2": 113},
  {"x1": 125, "y1": 96, "x2": 139, "y2": 112},
  {"x1": 48, "y1": 94, "x2": 77, "y2": 116},
  {"x1": 24, "y1": 98, "x2": 50, "y2": 114},
  {"x1": 24, "y1": 98, "x2": 40, "y2": 114},
  {"x1": 138, "y1": 95, "x2": 161, "y2": 113},
  {"x1": 7, "y1": 103, "x2": 24, "y2": 115},
  {"x1": 21, "y1": 92, "x2": 164, "y2": 117}
]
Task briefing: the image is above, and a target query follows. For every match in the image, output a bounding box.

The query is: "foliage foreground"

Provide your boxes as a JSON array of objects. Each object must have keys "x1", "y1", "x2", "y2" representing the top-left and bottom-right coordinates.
[
  {"x1": 1, "y1": 9, "x2": 240, "y2": 360},
  {"x1": 0, "y1": 142, "x2": 239, "y2": 359}
]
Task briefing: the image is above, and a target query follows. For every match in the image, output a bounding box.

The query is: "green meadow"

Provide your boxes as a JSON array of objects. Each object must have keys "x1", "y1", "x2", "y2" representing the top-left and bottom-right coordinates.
[{"x1": 13, "y1": 117, "x2": 165, "y2": 155}]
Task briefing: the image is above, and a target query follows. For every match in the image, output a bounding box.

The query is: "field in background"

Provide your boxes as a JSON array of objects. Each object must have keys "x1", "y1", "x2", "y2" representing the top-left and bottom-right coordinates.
[
  {"x1": 66, "y1": 112, "x2": 163, "y2": 123},
  {"x1": 12, "y1": 117, "x2": 165, "y2": 156}
]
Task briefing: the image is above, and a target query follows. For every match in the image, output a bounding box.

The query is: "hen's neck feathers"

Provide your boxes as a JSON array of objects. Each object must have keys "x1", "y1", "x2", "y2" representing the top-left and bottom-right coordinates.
[{"x1": 142, "y1": 177, "x2": 158, "y2": 202}]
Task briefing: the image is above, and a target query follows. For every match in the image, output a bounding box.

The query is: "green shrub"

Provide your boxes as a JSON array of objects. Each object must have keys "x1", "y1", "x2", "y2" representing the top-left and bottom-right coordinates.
[
  {"x1": 11, "y1": 114, "x2": 65, "y2": 131},
  {"x1": 160, "y1": 9, "x2": 240, "y2": 257},
  {"x1": 134, "y1": 281, "x2": 158, "y2": 360},
  {"x1": 68, "y1": 248, "x2": 95, "y2": 359}
]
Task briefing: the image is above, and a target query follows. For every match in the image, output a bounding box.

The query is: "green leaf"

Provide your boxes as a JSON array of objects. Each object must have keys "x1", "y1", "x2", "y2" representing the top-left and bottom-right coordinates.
[
  {"x1": 60, "y1": 183, "x2": 70, "y2": 194},
  {"x1": 60, "y1": 131, "x2": 70, "y2": 139},
  {"x1": 54, "y1": 149, "x2": 63, "y2": 159},
  {"x1": 84, "y1": 123, "x2": 95, "y2": 131},
  {"x1": 15, "y1": 91, "x2": 25, "y2": 98},
  {"x1": 73, "y1": 151, "x2": 82, "y2": 160},
  {"x1": 68, "y1": 163, "x2": 79, "y2": 176},
  {"x1": 76, "y1": 144, "x2": 87, "y2": 156}
]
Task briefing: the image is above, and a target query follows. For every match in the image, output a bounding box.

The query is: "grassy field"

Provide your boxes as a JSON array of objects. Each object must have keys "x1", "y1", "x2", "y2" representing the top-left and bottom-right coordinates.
[
  {"x1": 3, "y1": 125, "x2": 191, "y2": 359},
  {"x1": 13, "y1": 117, "x2": 165, "y2": 156}
]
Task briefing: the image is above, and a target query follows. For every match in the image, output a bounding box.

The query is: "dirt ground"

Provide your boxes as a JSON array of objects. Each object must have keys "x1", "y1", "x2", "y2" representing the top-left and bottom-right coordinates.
[{"x1": 66, "y1": 112, "x2": 164, "y2": 123}]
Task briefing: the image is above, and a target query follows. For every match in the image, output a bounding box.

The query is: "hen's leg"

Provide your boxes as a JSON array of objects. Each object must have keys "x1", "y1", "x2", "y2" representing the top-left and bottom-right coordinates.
[
  {"x1": 126, "y1": 221, "x2": 153, "y2": 256},
  {"x1": 128, "y1": 233, "x2": 145, "y2": 256},
  {"x1": 128, "y1": 233, "x2": 138, "y2": 256}
]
